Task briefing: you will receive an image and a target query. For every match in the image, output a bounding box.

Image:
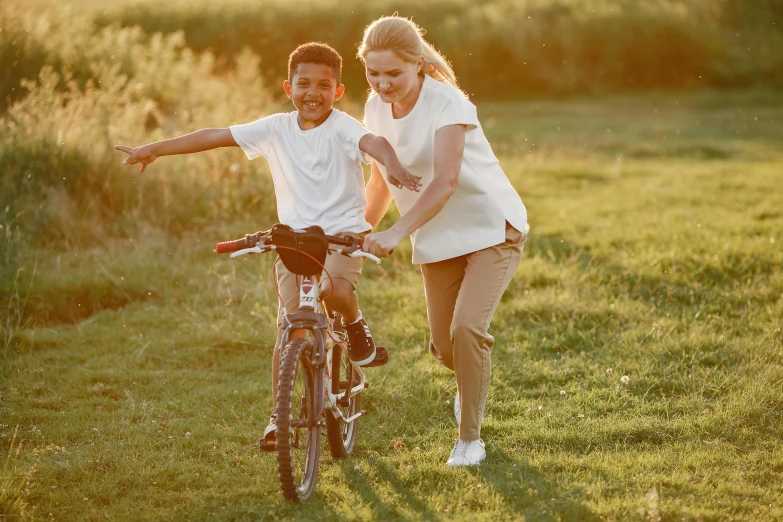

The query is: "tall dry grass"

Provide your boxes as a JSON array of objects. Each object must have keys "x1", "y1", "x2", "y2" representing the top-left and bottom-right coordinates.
[{"x1": 1, "y1": 7, "x2": 280, "y2": 329}]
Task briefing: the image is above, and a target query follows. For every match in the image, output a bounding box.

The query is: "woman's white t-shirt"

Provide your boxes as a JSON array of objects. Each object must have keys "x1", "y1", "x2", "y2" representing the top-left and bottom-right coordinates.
[
  {"x1": 230, "y1": 109, "x2": 373, "y2": 235},
  {"x1": 363, "y1": 75, "x2": 528, "y2": 264}
]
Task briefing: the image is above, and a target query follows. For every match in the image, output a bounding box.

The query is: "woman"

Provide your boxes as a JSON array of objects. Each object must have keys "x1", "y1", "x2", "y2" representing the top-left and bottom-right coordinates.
[{"x1": 359, "y1": 16, "x2": 528, "y2": 467}]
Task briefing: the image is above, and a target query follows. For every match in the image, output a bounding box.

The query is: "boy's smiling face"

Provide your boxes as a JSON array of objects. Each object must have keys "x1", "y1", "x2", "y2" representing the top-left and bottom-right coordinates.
[{"x1": 284, "y1": 63, "x2": 345, "y2": 130}]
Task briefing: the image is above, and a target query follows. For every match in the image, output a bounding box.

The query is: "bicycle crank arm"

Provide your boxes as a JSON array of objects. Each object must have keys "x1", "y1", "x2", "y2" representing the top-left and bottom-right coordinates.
[
  {"x1": 335, "y1": 382, "x2": 368, "y2": 406},
  {"x1": 290, "y1": 419, "x2": 327, "y2": 428},
  {"x1": 343, "y1": 409, "x2": 369, "y2": 424}
]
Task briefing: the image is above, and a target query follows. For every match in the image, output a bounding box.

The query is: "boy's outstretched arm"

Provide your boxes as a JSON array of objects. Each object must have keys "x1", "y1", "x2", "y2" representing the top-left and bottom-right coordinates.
[
  {"x1": 115, "y1": 128, "x2": 238, "y2": 172},
  {"x1": 359, "y1": 134, "x2": 421, "y2": 192}
]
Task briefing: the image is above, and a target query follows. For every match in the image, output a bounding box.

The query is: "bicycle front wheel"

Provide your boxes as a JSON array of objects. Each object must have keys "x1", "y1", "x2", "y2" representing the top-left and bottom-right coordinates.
[{"x1": 275, "y1": 338, "x2": 320, "y2": 502}]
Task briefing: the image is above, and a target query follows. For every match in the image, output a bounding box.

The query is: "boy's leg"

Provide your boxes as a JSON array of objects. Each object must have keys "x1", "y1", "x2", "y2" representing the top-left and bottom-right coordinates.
[
  {"x1": 318, "y1": 235, "x2": 386, "y2": 366},
  {"x1": 319, "y1": 232, "x2": 365, "y2": 322},
  {"x1": 320, "y1": 277, "x2": 359, "y2": 322}
]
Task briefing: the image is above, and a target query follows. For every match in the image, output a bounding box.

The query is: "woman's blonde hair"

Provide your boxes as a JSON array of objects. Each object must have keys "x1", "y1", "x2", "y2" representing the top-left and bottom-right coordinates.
[{"x1": 358, "y1": 15, "x2": 460, "y2": 90}]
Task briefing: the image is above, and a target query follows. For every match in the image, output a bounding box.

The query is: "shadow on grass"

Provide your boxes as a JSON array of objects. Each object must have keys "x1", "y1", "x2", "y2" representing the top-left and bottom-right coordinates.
[
  {"x1": 336, "y1": 446, "x2": 600, "y2": 521},
  {"x1": 467, "y1": 444, "x2": 601, "y2": 521},
  {"x1": 339, "y1": 458, "x2": 442, "y2": 521},
  {"x1": 186, "y1": 485, "x2": 345, "y2": 521}
]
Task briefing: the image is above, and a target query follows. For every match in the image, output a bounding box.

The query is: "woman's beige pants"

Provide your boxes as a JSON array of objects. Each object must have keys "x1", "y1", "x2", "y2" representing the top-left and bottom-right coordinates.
[{"x1": 420, "y1": 223, "x2": 524, "y2": 441}]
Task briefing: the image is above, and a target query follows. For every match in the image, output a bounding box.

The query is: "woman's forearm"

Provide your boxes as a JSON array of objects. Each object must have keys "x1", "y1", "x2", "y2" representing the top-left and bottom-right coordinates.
[
  {"x1": 389, "y1": 176, "x2": 456, "y2": 238},
  {"x1": 151, "y1": 128, "x2": 236, "y2": 157},
  {"x1": 365, "y1": 163, "x2": 393, "y2": 228},
  {"x1": 388, "y1": 125, "x2": 465, "y2": 238}
]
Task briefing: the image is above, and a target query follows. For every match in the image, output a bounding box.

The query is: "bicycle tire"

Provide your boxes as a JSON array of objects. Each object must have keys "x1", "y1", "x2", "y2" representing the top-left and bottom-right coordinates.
[
  {"x1": 275, "y1": 337, "x2": 320, "y2": 502},
  {"x1": 325, "y1": 329, "x2": 361, "y2": 459}
]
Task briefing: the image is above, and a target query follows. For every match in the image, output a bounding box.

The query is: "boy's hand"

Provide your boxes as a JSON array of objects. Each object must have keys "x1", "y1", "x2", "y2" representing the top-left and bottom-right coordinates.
[
  {"x1": 114, "y1": 144, "x2": 158, "y2": 172},
  {"x1": 359, "y1": 135, "x2": 421, "y2": 191},
  {"x1": 386, "y1": 164, "x2": 421, "y2": 192}
]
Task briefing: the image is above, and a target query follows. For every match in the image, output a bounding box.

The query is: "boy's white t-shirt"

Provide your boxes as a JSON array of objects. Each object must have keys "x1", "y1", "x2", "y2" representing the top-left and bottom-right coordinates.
[
  {"x1": 230, "y1": 109, "x2": 373, "y2": 235},
  {"x1": 363, "y1": 75, "x2": 528, "y2": 264}
]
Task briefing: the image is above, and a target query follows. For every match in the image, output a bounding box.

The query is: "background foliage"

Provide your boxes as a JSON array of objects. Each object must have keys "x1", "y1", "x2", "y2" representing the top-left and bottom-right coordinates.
[{"x1": 3, "y1": 0, "x2": 783, "y2": 111}]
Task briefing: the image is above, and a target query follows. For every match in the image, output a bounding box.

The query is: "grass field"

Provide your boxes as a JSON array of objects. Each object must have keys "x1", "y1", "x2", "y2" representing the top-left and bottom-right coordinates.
[
  {"x1": 2, "y1": 87, "x2": 782, "y2": 520},
  {"x1": 2, "y1": 0, "x2": 783, "y2": 519}
]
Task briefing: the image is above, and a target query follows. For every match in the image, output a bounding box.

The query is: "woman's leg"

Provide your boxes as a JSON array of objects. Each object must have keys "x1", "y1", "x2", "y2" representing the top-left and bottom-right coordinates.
[
  {"x1": 451, "y1": 224, "x2": 524, "y2": 441},
  {"x1": 420, "y1": 255, "x2": 468, "y2": 372}
]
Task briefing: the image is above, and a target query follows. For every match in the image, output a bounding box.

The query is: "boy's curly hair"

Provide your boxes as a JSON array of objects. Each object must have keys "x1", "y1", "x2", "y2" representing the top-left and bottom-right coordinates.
[{"x1": 288, "y1": 42, "x2": 342, "y2": 82}]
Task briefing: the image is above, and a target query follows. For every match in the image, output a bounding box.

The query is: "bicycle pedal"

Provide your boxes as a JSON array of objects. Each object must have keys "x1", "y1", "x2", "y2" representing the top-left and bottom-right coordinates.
[
  {"x1": 258, "y1": 438, "x2": 277, "y2": 453},
  {"x1": 344, "y1": 409, "x2": 369, "y2": 423},
  {"x1": 362, "y1": 346, "x2": 388, "y2": 368}
]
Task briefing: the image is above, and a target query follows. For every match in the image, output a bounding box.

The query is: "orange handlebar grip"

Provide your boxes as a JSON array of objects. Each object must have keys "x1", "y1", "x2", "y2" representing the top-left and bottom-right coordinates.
[{"x1": 215, "y1": 240, "x2": 241, "y2": 254}]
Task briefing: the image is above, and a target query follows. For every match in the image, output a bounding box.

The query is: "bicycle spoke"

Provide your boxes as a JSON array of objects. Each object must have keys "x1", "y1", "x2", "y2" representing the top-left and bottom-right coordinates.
[{"x1": 325, "y1": 339, "x2": 361, "y2": 458}]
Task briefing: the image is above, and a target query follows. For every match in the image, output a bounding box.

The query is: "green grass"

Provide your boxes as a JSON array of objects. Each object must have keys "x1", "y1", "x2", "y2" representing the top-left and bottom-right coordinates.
[{"x1": 2, "y1": 88, "x2": 782, "y2": 520}]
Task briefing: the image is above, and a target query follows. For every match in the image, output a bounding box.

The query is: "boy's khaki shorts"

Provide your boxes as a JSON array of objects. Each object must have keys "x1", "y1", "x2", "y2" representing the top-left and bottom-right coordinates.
[{"x1": 275, "y1": 231, "x2": 367, "y2": 325}]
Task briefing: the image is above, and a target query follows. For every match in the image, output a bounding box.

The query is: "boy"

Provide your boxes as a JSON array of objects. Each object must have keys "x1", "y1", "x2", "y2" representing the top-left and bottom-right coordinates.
[{"x1": 115, "y1": 42, "x2": 420, "y2": 450}]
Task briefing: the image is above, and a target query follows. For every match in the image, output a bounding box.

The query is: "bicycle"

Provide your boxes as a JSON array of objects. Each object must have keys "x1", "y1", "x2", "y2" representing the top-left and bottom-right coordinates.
[{"x1": 215, "y1": 224, "x2": 381, "y2": 502}]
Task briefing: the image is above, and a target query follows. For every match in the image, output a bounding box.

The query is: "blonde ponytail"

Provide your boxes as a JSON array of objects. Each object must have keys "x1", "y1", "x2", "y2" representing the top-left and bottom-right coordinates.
[
  {"x1": 420, "y1": 39, "x2": 458, "y2": 87},
  {"x1": 358, "y1": 15, "x2": 462, "y2": 91}
]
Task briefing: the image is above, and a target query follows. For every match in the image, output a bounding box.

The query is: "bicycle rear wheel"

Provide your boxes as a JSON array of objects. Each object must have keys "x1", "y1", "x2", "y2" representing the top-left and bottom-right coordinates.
[
  {"x1": 325, "y1": 329, "x2": 361, "y2": 458},
  {"x1": 275, "y1": 338, "x2": 320, "y2": 502}
]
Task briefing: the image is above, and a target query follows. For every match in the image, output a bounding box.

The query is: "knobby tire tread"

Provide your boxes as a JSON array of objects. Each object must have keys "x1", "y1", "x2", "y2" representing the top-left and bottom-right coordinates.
[{"x1": 276, "y1": 338, "x2": 319, "y2": 502}]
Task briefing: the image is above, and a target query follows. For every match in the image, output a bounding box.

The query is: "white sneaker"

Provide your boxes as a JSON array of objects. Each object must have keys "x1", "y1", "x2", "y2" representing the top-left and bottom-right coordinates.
[
  {"x1": 454, "y1": 391, "x2": 460, "y2": 424},
  {"x1": 446, "y1": 438, "x2": 486, "y2": 467}
]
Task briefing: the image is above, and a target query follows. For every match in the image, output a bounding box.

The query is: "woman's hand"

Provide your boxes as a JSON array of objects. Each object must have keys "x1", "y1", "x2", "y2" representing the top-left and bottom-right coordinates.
[
  {"x1": 362, "y1": 228, "x2": 405, "y2": 258},
  {"x1": 115, "y1": 144, "x2": 158, "y2": 172},
  {"x1": 365, "y1": 162, "x2": 393, "y2": 228},
  {"x1": 386, "y1": 163, "x2": 421, "y2": 192}
]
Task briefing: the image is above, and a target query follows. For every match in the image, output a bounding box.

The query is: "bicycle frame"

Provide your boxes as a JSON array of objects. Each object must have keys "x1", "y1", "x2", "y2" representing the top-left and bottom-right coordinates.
[
  {"x1": 220, "y1": 228, "x2": 382, "y2": 501},
  {"x1": 230, "y1": 247, "x2": 368, "y2": 427}
]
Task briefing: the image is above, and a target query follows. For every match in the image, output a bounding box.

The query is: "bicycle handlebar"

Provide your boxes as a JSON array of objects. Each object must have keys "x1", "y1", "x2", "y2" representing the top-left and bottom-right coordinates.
[
  {"x1": 215, "y1": 230, "x2": 361, "y2": 255},
  {"x1": 215, "y1": 238, "x2": 248, "y2": 254},
  {"x1": 215, "y1": 232, "x2": 269, "y2": 254}
]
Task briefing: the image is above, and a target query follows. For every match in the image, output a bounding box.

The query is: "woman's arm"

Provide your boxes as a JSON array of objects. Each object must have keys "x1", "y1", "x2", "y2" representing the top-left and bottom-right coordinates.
[
  {"x1": 362, "y1": 124, "x2": 466, "y2": 257},
  {"x1": 365, "y1": 162, "x2": 393, "y2": 228},
  {"x1": 359, "y1": 134, "x2": 421, "y2": 191},
  {"x1": 115, "y1": 128, "x2": 238, "y2": 172}
]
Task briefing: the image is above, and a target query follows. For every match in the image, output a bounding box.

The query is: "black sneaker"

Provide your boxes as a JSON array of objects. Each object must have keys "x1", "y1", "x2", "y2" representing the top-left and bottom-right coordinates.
[
  {"x1": 259, "y1": 415, "x2": 277, "y2": 453},
  {"x1": 343, "y1": 316, "x2": 378, "y2": 366}
]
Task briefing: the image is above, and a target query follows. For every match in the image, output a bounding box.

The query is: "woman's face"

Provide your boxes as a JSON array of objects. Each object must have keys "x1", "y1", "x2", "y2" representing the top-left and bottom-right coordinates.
[{"x1": 364, "y1": 50, "x2": 423, "y2": 105}]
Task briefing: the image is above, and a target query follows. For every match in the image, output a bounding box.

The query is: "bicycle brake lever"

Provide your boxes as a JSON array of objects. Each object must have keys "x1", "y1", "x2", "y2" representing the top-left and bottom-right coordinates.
[
  {"x1": 346, "y1": 250, "x2": 381, "y2": 264},
  {"x1": 230, "y1": 245, "x2": 274, "y2": 258}
]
